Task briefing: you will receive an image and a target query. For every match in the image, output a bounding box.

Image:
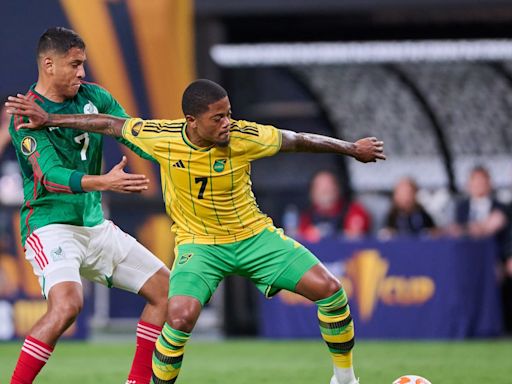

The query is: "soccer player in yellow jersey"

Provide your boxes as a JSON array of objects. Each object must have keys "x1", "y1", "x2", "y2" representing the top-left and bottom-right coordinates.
[{"x1": 8, "y1": 79, "x2": 386, "y2": 384}]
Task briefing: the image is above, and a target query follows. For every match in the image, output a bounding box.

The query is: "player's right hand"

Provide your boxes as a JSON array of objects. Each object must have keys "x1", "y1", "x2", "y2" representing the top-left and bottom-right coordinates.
[
  {"x1": 102, "y1": 156, "x2": 150, "y2": 194},
  {"x1": 5, "y1": 94, "x2": 49, "y2": 129},
  {"x1": 353, "y1": 136, "x2": 386, "y2": 163}
]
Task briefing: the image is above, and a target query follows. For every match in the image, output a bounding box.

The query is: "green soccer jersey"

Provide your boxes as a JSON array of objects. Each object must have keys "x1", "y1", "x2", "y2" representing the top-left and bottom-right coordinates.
[{"x1": 9, "y1": 82, "x2": 153, "y2": 245}]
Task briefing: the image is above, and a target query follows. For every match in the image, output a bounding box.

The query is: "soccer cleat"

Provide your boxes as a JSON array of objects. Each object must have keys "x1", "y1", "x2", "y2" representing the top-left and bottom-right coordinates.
[{"x1": 330, "y1": 376, "x2": 360, "y2": 384}]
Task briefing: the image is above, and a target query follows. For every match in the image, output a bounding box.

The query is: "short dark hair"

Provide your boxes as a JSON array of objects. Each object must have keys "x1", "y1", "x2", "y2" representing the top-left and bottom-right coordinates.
[
  {"x1": 470, "y1": 165, "x2": 490, "y2": 178},
  {"x1": 37, "y1": 27, "x2": 85, "y2": 58},
  {"x1": 182, "y1": 79, "x2": 227, "y2": 117}
]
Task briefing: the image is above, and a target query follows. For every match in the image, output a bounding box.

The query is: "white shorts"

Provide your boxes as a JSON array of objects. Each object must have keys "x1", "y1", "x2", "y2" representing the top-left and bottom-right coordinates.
[{"x1": 24, "y1": 220, "x2": 165, "y2": 298}]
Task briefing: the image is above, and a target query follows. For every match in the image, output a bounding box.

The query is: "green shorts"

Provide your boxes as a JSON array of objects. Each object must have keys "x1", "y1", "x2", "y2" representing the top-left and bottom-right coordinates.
[{"x1": 169, "y1": 227, "x2": 319, "y2": 305}]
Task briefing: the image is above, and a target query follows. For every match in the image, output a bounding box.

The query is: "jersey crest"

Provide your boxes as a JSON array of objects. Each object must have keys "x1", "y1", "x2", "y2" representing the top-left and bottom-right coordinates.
[
  {"x1": 83, "y1": 100, "x2": 99, "y2": 114},
  {"x1": 21, "y1": 136, "x2": 37, "y2": 156},
  {"x1": 213, "y1": 159, "x2": 227, "y2": 172},
  {"x1": 178, "y1": 253, "x2": 193, "y2": 265}
]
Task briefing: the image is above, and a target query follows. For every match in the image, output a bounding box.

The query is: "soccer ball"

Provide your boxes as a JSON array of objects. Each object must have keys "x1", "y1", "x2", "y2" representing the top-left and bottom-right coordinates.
[{"x1": 392, "y1": 375, "x2": 432, "y2": 384}]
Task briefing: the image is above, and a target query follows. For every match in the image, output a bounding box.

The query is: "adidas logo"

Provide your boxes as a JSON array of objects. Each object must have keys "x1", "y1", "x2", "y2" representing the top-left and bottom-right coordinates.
[{"x1": 173, "y1": 160, "x2": 185, "y2": 168}]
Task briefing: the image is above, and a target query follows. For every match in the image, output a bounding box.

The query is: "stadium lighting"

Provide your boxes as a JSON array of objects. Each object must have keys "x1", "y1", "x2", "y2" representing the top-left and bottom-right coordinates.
[{"x1": 210, "y1": 39, "x2": 512, "y2": 66}]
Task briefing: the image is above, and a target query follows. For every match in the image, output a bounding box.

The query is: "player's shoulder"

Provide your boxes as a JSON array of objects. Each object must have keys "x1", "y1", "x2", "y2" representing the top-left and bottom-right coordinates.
[
  {"x1": 142, "y1": 118, "x2": 186, "y2": 134},
  {"x1": 229, "y1": 119, "x2": 263, "y2": 137},
  {"x1": 78, "y1": 81, "x2": 112, "y2": 99}
]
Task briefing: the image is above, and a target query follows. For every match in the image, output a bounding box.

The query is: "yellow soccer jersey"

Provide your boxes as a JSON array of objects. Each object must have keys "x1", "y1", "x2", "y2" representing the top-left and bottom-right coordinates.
[{"x1": 122, "y1": 118, "x2": 282, "y2": 245}]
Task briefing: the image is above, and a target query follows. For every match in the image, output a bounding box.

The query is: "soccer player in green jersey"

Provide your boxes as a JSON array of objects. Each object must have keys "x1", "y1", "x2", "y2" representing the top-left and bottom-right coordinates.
[
  {"x1": 7, "y1": 79, "x2": 386, "y2": 384},
  {"x1": 6, "y1": 28, "x2": 170, "y2": 384}
]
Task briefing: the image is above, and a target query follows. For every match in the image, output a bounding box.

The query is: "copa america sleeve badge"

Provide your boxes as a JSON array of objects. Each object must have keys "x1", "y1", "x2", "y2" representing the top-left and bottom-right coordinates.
[{"x1": 21, "y1": 136, "x2": 37, "y2": 156}]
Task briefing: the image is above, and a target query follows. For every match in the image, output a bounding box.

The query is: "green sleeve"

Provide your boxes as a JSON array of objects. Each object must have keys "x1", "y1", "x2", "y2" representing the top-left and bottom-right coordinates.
[
  {"x1": 10, "y1": 125, "x2": 84, "y2": 194},
  {"x1": 89, "y1": 83, "x2": 130, "y2": 118}
]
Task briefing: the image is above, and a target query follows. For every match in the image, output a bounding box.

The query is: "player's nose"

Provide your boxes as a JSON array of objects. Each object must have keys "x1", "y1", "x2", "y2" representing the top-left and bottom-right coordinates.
[
  {"x1": 221, "y1": 116, "x2": 230, "y2": 128},
  {"x1": 77, "y1": 65, "x2": 86, "y2": 79}
]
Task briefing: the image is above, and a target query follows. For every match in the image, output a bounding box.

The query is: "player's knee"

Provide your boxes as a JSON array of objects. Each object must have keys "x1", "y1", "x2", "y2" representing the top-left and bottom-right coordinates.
[
  {"x1": 322, "y1": 276, "x2": 342, "y2": 299},
  {"x1": 167, "y1": 314, "x2": 195, "y2": 333},
  {"x1": 167, "y1": 298, "x2": 201, "y2": 333}
]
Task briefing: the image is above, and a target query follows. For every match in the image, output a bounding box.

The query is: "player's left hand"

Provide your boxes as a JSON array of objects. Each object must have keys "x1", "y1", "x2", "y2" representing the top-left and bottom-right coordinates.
[
  {"x1": 353, "y1": 137, "x2": 386, "y2": 163},
  {"x1": 5, "y1": 94, "x2": 49, "y2": 129}
]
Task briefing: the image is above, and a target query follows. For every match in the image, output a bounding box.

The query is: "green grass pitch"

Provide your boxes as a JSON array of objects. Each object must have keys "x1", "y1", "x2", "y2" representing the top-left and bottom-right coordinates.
[{"x1": 1, "y1": 339, "x2": 511, "y2": 383}]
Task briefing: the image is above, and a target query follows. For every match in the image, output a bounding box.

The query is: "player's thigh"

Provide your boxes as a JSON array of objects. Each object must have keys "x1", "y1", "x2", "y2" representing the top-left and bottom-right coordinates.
[
  {"x1": 169, "y1": 243, "x2": 235, "y2": 306},
  {"x1": 24, "y1": 224, "x2": 87, "y2": 298},
  {"x1": 85, "y1": 220, "x2": 165, "y2": 293},
  {"x1": 240, "y1": 227, "x2": 319, "y2": 297}
]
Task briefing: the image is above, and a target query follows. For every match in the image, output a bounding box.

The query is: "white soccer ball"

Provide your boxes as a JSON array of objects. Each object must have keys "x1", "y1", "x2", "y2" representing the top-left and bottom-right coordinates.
[{"x1": 392, "y1": 375, "x2": 432, "y2": 384}]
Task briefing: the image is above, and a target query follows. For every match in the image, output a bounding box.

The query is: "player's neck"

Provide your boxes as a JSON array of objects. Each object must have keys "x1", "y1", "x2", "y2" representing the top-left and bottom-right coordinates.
[
  {"x1": 185, "y1": 125, "x2": 214, "y2": 148},
  {"x1": 34, "y1": 78, "x2": 67, "y2": 103}
]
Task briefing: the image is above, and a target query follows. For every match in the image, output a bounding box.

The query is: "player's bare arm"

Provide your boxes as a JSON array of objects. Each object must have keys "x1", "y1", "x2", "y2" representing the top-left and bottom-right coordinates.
[
  {"x1": 6, "y1": 94, "x2": 125, "y2": 137},
  {"x1": 6, "y1": 95, "x2": 147, "y2": 193},
  {"x1": 279, "y1": 129, "x2": 386, "y2": 163}
]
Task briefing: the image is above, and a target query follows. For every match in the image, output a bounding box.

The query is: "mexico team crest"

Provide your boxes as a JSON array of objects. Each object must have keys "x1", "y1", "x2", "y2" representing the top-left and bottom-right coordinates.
[
  {"x1": 83, "y1": 100, "x2": 98, "y2": 114},
  {"x1": 213, "y1": 159, "x2": 227, "y2": 172},
  {"x1": 21, "y1": 136, "x2": 37, "y2": 156},
  {"x1": 131, "y1": 121, "x2": 143, "y2": 136}
]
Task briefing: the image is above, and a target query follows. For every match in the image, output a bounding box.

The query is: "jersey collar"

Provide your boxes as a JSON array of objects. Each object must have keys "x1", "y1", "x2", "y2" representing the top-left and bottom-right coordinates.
[
  {"x1": 181, "y1": 123, "x2": 215, "y2": 152},
  {"x1": 29, "y1": 84, "x2": 72, "y2": 109}
]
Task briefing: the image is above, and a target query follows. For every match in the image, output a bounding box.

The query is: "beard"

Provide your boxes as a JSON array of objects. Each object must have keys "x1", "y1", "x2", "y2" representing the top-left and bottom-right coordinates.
[{"x1": 216, "y1": 137, "x2": 230, "y2": 147}]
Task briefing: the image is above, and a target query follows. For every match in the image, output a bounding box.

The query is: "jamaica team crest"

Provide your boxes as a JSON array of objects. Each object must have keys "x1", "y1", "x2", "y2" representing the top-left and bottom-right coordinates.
[
  {"x1": 213, "y1": 159, "x2": 226, "y2": 172},
  {"x1": 21, "y1": 136, "x2": 37, "y2": 156},
  {"x1": 178, "y1": 253, "x2": 193, "y2": 265}
]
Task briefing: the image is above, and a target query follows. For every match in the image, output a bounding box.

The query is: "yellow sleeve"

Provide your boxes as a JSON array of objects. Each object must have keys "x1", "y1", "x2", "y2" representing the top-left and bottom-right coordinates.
[
  {"x1": 231, "y1": 119, "x2": 282, "y2": 161},
  {"x1": 122, "y1": 118, "x2": 156, "y2": 157}
]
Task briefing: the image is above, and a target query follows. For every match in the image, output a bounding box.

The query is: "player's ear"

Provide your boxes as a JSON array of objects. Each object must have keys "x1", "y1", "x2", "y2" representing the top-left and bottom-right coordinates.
[
  {"x1": 40, "y1": 56, "x2": 54, "y2": 75},
  {"x1": 185, "y1": 115, "x2": 196, "y2": 128}
]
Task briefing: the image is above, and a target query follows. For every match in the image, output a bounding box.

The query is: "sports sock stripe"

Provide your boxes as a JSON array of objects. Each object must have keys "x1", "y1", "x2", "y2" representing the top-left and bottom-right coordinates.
[
  {"x1": 22, "y1": 340, "x2": 52, "y2": 362},
  {"x1": 25, "y1": 338, "x2": 53, "y2": 355},
  {"x1": 21, "y1": 346, "x2": 49, "y2": 362},
  {"x1": 137, "y1": 332, "x2": 159, "y2": 342},
  {"x1": 316, "y1": 288, "x2": 355, "y2": 369},
  {"x1": 138, "y1": 323, "x2": 162, "y2": 337}
]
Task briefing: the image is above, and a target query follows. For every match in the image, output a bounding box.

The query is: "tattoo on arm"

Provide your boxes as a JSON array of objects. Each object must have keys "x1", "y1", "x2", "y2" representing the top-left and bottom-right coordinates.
[
  {"x1": 47, "y1": 114, "x2": 126, "y2": 137},
  {"x1": 280, "y1": 129, "x2": 356, "y2": 156}
]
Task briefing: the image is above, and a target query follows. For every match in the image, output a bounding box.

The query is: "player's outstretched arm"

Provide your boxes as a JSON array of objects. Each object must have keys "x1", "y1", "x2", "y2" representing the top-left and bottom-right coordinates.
[
  {"x1": 279, "y1": 129, "x2": 386, "y2": 163},
  {"x1": 5, "y1": 94, "x2": 125, "y2": 137},
  {"x1": 81, "y1": 156, "x2": 149, "y2": 193}
]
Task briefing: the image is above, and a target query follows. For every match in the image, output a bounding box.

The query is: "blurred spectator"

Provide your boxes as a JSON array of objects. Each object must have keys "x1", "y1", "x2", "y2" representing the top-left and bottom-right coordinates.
[
  {"x1": 0, "y1": 96, "x2": 13, "y2": 159},
  {"x1": 0, "y1": 98, "x2": 20, "y2": 298},
  {"x1": 449, "y1": 166, "x2": 508, "y2": 243},
  {"x1": 298, "y1": 170, "x2": 371, "y2": 242},
  {"x1": 0, "y1": 96, "x2": 22, "y2": 205},
  {"x1": 380, "y1": 177, "x2": 436, "y2": 237}
]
